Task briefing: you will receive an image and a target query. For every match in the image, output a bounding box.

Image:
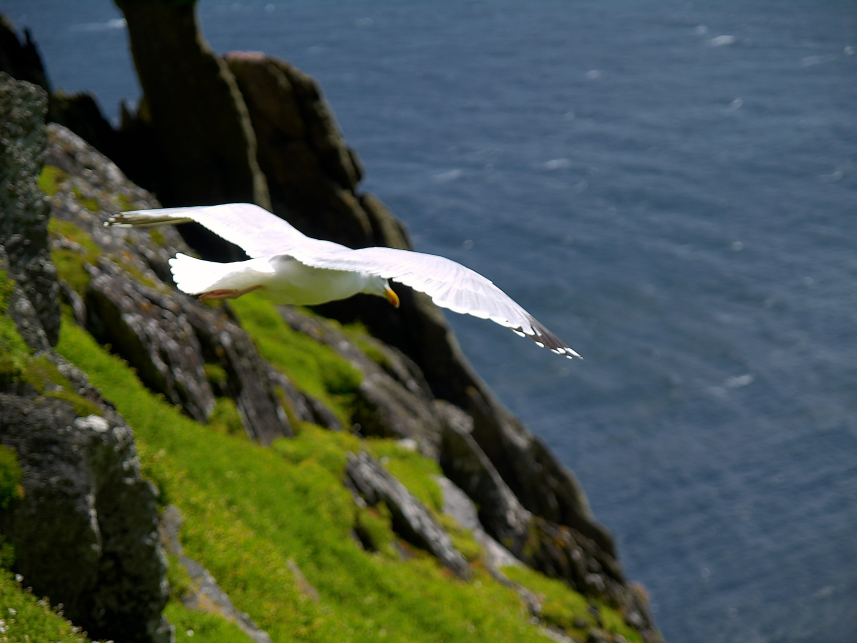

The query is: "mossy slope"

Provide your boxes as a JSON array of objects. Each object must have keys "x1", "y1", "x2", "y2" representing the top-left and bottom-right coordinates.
[{"x1": 57, "y1": 318, "x2": 548, "y2": 643}]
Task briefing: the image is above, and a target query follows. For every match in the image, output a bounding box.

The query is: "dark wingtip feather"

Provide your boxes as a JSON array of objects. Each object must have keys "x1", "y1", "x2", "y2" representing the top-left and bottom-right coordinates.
[{"x1": 514, "y1": 316, "x2": 581, "y2": 359}]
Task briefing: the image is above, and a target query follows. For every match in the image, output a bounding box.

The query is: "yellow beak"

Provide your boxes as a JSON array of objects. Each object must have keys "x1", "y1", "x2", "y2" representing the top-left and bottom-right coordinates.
[{"x1": 385, "y1": 287, "x2": 400, "y2": 308}]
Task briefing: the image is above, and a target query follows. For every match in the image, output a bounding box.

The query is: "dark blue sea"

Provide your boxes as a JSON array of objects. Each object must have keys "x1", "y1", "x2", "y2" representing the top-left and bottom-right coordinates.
[{"x1": 6, "y1": 1, "x2": 856, "y2": 641}]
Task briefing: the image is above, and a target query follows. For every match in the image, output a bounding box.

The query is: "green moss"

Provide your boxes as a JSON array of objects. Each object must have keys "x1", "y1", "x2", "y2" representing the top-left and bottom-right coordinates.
[
  {"x1": 355, "y1": 504, "x2": 397, "y2": 557},
  {"x1": 115, "y1": 192, "x2": 135, "y2": 213},
  {"x1": 71, "y1": 186, "x2": 99, "y2": 212},
  {"x1": 57, "y1": 319, "x2": 560, "y2": 643},
  {"x1": 0, "y1": 317, "x2": 29, "y2": 384},
  {"x1": 366, "y1": 440, "x2": 444, "y2": 511},
  {"x1": 148, "y1": 228, "x2": 167, "y2": 247},
  {"x1": 342, "y1": 321, "x2": 391, "y2": 368},
  {"x1": 0, "y1": 572, "x2": 90, "y2": 642},
  {"x1": 229, "y1": 295, "x2": 362, "y2": 427},
  {"x1": 48, "y1": 218, "x2": 102, "y2": 296},
  {"x1": 0, "y1": 269, "x2": 32, "y2": 385},
  {"x1": 166, "y1": 553, "x2": 193, "y2": 601},
  {"x1": 436, "y1": 514, "x2": 483, "y2": 563},
  {"x1": 271, "y1": 423, "x2": 361, "y2": 477},
  {"x1": 209, "y1": 397, "x2": 245, "y2": 437},
  {"x1": 501, "y1": 565, "x2": 593, "y2": 636},
  {"x1": 0, "y1": 445, "x2": 24, "y2": 511},
  {"x1": 0, "y1": 540, "x2": 14, "y2": 569},
  {"x1": 37, "y1": 165, "x2": 67, "y2": 197},
  {"x1": 0, "y1": 268, "x2": 14, "y2": 312},
  {"x1": 501, "y1": 565, "x2": 645, "y2": 643},
  {"x1": 111, "y1": 256, "x2": 163, "y2": 291},
  {"x1": 164, "y1": 599, "x2": 257, "y2": 643},
  {"x1": 43, "y1": 388, "x2": 104, "y2": 418},
  {"x1": 204, "y1": 364, "x2": 228, "y2": 388},
  {"x1": 18, "y1": 355, "x2": 104, "y2": 417}
]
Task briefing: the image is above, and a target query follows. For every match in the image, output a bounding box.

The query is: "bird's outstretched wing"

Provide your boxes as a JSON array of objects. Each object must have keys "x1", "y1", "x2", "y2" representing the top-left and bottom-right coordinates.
[
  {"x1": 107, "y1": 203, "x2": 580, "y2": 359},
  {"x1": 106, "y1": 203, "x2": 346, "y2": 258},
  {"x1": 285, "y1": 245, "x2": 580, "y2": 359}
]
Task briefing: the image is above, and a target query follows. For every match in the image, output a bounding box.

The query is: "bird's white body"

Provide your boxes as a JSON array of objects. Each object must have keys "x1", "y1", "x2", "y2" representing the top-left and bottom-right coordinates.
[
  {"x1": 107, "y1": 203, "x2": 580, "y2": 359},
  {"x1": 170, "y1": 253, "x2": 378, "y2": 306}
]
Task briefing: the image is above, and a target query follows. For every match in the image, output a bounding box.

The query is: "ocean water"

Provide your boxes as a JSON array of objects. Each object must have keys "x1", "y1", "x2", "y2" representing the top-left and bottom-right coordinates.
[{"x1": 6, "y1": 1, "x2": 856, "y2": 641}]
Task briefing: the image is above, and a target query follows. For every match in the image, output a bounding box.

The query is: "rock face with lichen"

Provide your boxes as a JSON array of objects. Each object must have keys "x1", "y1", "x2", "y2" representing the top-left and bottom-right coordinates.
[
  {"x1": 0, "y1": 71, "x2": 59, "y2": 345},
  {"x1": 0, "y1": 72, "x2": 170, "y2": 643}
]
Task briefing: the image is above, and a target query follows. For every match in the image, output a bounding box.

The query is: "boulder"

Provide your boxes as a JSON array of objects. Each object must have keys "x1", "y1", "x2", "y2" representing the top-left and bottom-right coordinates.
[
  {"x1": 345, "y1": 451, "x2": 471, "y2": 579},
  {"x1": 0, "y1": 394, "x2": 171, "y2": 643},
  {"x1": 85, "y1": 258, "x2": 215, "y2": 423}
]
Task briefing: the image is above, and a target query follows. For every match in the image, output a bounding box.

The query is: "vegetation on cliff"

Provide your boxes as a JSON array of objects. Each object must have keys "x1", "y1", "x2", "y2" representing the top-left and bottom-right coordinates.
[
  {"x1": 0, "y1": 6, "x2": 659, "y2": 639},
  {"x1": 56, "y1": 309, "x2": 641, "y2": 643}
]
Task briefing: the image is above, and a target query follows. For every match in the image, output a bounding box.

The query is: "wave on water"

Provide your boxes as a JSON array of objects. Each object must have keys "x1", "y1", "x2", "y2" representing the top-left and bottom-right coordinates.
[{"x1": 70, "y1": 18, "x2": 126, "y2": 32}]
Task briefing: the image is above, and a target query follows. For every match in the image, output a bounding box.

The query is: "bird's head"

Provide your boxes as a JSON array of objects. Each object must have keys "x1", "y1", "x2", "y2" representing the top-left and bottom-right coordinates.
[{"x1": 364, "y1": 276, "x2": 400, "y2": 308}]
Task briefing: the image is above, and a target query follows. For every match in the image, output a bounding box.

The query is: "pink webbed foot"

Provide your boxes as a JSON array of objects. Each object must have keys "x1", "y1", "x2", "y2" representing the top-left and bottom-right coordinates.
[{"x1": 197, "y1": 285, "x2": 261, "y2": 301}]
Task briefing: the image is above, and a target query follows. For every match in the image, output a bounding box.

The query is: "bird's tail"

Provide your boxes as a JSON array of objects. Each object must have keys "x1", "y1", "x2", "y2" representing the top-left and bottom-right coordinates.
[{"x1": 168, "y1": 253, "x2": 238, "y2": 295}]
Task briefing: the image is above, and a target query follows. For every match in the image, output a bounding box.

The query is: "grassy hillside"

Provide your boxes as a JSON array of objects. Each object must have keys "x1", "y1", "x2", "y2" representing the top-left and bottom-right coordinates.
[
  {"x1": 1, "y1": 233, "x2": 639, "y2": 641},
  {"x1": 51, "y1": 294, "x2": 640, "y2": 643},
  {"x1": 56, "y1": 315, "x2": 537, "y2": 642}
]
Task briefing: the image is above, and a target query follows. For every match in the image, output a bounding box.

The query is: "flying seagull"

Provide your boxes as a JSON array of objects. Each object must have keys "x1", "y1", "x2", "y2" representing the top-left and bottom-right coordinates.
[{"x1": 106, "y1": 203, "x2": 580, "y2": 359}]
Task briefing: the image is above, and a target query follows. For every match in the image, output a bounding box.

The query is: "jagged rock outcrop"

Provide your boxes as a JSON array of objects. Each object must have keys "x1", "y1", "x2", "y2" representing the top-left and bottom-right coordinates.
[
  {"x1": 345, "y1": 451, "x2": 471, "y2": 579},
  {"x1": 0, "y1": 16, "x2": 49, "y2": 92},
  {"x1": 435, "y1": 474, "x2": 522, "y2": 572},
  {"x1": 0, "y1": 73, "x2": 169, "y2": 643},
  {"x1": 115, "y1": 0, "x2": 270, "y2": 225},
  {"x1": 45, "y1": 123, "x2": 294, "y2": 443},
  {"x1": 436, "y1": 401, "x2": 655, "y2": 636},
  {"x1": 0, "y1": 394, "x2": 171, "y2": 643},
  {"x1": 0, "y1": 71, "x2": 60, "y2": 345},
  {"x1": 225, "y1": 52, "x2": 375, "y2": 248}
]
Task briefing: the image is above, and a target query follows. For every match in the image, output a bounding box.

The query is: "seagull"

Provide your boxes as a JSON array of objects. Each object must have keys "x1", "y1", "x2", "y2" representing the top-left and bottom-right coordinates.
[{"x1": 106, "y1": 203, "x2": 580, "y2": 359}]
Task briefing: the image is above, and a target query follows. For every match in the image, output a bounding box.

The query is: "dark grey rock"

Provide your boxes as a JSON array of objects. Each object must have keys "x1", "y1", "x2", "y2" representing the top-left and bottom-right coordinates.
[
  {"x1": 225, "y1": 53, "x2": 373, "y2": 249},
  {"x1": 85, "y1": 259, "x2": 215, "y2": 423},
  {"x1": 0, "y1": 14, "x2": 49, "y2": 91},
  {"x1": 180, "y1": 300, "x2": 293, "y2": 444},
  {"x1": 268, "y1": 368, "x2": 341, "y2": 431},
  {"x1": 0, "y1": 71, "x2": 60, "y2": 345},
  {"x1": 278, "y1": 306, "x2": 444, "y2": 458},
  {"x1": 115, "y1": 1, "x2": 269, "y2": 220},
  {"x1": 345, "y1": 451, "x2": 471, "y2": 579},
  {"x1": 464, "y1": 385, "x2": 616, "y2": 558},
  {"x1": 0, "y1": 396, "x2": 168, "y2": 643},
  {"x1": 435, "y1": 474, "x2": 523, "y2": 571},
  {"x1": 436, "y1": 401, "x2": 531, "y2": 552},
  {"x1": 4, "y1": 270, "x2": 51, "y2": 354}
]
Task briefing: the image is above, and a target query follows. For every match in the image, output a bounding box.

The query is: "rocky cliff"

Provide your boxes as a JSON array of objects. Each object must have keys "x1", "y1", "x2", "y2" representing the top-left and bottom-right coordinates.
[
  {"x1": 0, "y1": 7, "x2": 660, "y2": 643},
  {"x1": 0, "y1": 71, "x2": 170, "y2": 643}
]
